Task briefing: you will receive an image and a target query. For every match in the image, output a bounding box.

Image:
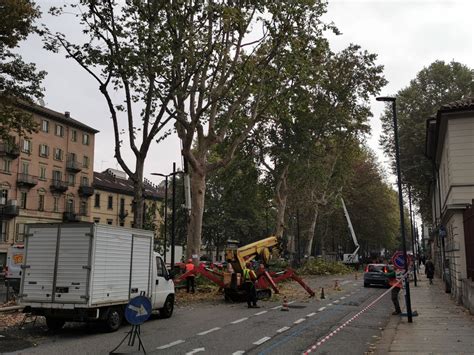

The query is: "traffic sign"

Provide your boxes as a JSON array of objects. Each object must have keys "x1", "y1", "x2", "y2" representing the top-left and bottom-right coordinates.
[
  {"x1": 391, "y1": 251, "x2": 406, "y2": 270},
  {"x1": 125, "y1": 296, "x2": 152, "y2": 325}
]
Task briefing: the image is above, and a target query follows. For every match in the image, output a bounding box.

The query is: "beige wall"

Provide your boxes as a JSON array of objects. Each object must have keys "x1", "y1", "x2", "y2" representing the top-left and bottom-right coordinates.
[{"x1": 0, "y1": 109, "x2": 96, "y2": 256}]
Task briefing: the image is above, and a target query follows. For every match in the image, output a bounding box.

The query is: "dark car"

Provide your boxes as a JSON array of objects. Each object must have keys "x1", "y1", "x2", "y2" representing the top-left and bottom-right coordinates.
[{"x1": 363, "y1": 263, "x2": 393, "y2": 287}]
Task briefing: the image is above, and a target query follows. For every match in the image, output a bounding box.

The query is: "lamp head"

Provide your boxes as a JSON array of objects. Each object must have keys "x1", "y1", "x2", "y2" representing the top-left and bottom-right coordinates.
[{"x1": 376, "y1": 96, "x2": 396, "y2": 102}]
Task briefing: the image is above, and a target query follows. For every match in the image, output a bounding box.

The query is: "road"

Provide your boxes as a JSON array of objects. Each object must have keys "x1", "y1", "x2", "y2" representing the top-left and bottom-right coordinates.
[{"x1": 2, "y1": 275, "x2": 395, "y2": 354}]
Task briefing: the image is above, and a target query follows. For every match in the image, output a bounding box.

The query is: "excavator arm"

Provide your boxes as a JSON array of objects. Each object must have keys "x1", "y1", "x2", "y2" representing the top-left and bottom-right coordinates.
[{"x1": 227, "y1": 236, "x2": 278, "y2": 273}]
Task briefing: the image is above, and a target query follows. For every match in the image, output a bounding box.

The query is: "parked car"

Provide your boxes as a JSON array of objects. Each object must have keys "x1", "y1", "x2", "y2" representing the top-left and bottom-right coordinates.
[{"x1": 363, "y1": 263, "x2": 393, "y2": 287}]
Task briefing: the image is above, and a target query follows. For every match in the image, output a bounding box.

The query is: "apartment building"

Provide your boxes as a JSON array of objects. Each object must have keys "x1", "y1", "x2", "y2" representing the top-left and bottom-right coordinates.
[
  {"x1": 0, "y1": 102, "x2": 98, "y2": 265},
  {"x1": 92, "y1": 168, "x2": 163, "y2": 230}
]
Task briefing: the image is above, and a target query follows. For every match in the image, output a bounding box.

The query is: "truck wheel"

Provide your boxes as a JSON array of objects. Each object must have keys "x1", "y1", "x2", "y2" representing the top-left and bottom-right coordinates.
[
  {"x1": 364, "y1": 282, "x2": 369, "y2": 287},
  {"x1": 105, "y1": 307, "x2": 123, "y2": 332},
  {"x1": 159, "y1": 295, "x2": 174, "y2": 318},
  {"x1": 46, "y1": 317, "x2": 65, "y2": 331}
]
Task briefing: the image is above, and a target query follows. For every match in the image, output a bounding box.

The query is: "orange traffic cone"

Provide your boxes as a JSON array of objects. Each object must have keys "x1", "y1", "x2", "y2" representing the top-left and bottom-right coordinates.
[
  {"x1": 334, "y1": 279, "x2": 341, "y2": 291},
  {"x1": 320, "y1": 287, "x2": 325, "y2": 299},
  {"x1": 281, "y1": 296, "x2": 289, "y2": 311}
]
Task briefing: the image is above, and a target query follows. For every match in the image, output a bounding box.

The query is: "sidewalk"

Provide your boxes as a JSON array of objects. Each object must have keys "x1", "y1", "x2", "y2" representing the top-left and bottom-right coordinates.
[{"x1": 375, "y1": 274, "x2": 474, "y2": 354}]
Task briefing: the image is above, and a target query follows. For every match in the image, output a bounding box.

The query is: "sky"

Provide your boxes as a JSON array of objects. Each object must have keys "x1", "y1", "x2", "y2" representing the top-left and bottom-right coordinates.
[{"x1": 17, "y1": 0, "x2": 474, "y2": 188}]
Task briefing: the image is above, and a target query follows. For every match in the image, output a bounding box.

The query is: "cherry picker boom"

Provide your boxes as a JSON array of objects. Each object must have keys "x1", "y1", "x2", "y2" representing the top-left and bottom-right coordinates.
[{"x1": 341, "y1": 197, "x2": 360, "y2": 264}]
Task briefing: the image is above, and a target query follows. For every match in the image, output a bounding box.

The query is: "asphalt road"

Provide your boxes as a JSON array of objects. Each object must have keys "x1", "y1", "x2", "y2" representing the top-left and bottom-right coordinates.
[{"x1": 3, "y1": 275, "x2": 395, "y2": 355}]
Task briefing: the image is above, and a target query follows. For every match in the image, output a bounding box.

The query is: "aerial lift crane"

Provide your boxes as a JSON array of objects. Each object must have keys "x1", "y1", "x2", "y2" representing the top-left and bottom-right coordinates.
[{"x1": 341, "y1": 198, "x2": 360, "y2": 265}]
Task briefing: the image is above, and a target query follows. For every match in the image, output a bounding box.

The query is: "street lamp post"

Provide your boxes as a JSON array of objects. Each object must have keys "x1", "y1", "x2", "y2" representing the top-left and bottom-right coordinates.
[
  {"x1": 407, "y1": 186, "x2": 417, "y2": 286},
  {"x1": 152, "y1": 162, "x2": 180, "y2": 269},
  {"x1": 376, "y1": 96, "x2": 413, "y2": 323}
]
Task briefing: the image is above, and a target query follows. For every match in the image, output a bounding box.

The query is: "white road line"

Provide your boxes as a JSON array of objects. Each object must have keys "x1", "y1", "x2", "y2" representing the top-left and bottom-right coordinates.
[
  {"x1": 186, "y1": 348, "x2": 205, "y2": 355},
  {"x1": 156, "y1": 340, "x2": 185, "y2": 349},
  {"x1": 231, "y1": 317, "x2": 248, "y2": 324},
  {"x1": 333, "y1": 300, "x2": 340, "y2": 303},
  {"x1": 307, "y1": 312, "x2": 316, "y2": 317},
  {"x1": 255, "y1": 310, "x2": 268, "y2": 315},
  {"x1": 327, "y1": 303, "x2": 333, "y2": 306},
  {"x1": 232, "y1": 351, "x2": 245, "y2": 355},
  {"x1": 277, "y1": 326, "x2": 290, "y2": 333},
  {"x1": 342, "y1": 280, "x2": 351, "y2": 285},
  {"x1": 294, "y1": 318, "x2": 306, "y2": 324},
  {"x1": 318, "y1": 307, "x2": 326, "y2": 311},
  {"x1": 197, "y1": 327, "x2": 220, "y2": 336},
  {"x1": 253, "y1": 336, "x2": 271, "y2": 345},
  {"x1": 271, "y1": 305, "x2": 282, "y2": 310},
  {"x1": 288, "y1": 301, "x2": 295, "y2": 304},
  {"x1": 340, "y1": 296, "x2": 346, "y2": 300},
  {"x1": 353, "y1": 283, "x2": 358, "y2": 286}
]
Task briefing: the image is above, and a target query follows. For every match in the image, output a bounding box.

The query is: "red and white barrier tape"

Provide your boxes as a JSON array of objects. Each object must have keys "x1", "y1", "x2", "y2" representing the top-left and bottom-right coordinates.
[{"x1": 303, "y1": 274, "x2": 406, "y2": 354}]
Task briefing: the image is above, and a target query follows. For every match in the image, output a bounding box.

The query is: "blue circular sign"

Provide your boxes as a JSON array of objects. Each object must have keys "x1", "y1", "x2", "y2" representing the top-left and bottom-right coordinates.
[
  {"x1": 125, "y1": 296, "x2": 152, "y2": 325},
  {"x1": 392, "y1": 251, "x2": 409, "y2": 270}
]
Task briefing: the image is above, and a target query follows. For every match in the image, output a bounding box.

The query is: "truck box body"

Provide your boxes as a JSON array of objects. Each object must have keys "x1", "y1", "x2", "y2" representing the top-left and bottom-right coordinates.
[{"x1": 20, "y1": 223, "x2": 153, "y2": 308}]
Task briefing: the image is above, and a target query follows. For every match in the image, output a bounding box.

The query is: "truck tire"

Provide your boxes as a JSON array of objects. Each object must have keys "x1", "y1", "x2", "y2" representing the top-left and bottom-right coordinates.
[
  {"x1": 159, "y1": 295, "x2": 174, "y2": 318},
  {"x1": 46, "y1": 317, "x2": 65, "y2": 331},
  {"x1": 105, "y1": 307, "x2": 123, "y2": 332}
]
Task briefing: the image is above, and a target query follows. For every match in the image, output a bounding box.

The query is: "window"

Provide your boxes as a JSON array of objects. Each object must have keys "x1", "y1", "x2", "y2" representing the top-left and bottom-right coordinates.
[
  {"x1": 15, "y1": 223, "x2": 25, "y2": 243},
  {"x1": 39, "y1": 144, "x2": 49, "y2": 157},
  {"x1": 38, "y1": 193, "x2": 45, "y2": 211},
  {"x1": 82, "y1": 133, "x2": 90, "y2": 145},
  {"x1": 55, "y1": 124, "x2": 64, "y2": 137},
  {"x1": 0, "y1": 189, "x2": 7, "y2": 205},
  {"x1": 119, "y1": 221, "x2": 124, "y2": 227},
  {"x1": 21, "y1": 161, "x2": 29, "y2": 174},
  {"x1": 1, "y1": 159, "x2": 11, "y2": 173},
  {"x1": 53, "y1": 197, "x2": 59, "y2": 212},
  {"x1": 82, "y1": 156, "x2": 89, "y2": 168},
  {"x1": 67, "y1": 173, "x2": 75, "y2": 186},
  {"x1": 39, "y1": 166, "x2": 47, "y2": 180},
  {"x1": 66, "y1": 197, "x2": 74, "y2": 213},
  {"x1": 22, "y1": 139, "x2": 32, "y2": 153},
  {"x1": 52, "y1": 170, "x2": 62, "y2": 181},
  {"x1": 20, "y1": 192, "x2": 27, "y2": 209},
  {"x1": 94, "y1": 193, "x2": 100, "y2": 208},
  {"x1": 80, "y1": 200, "x2": 87, "y2": 215},
  {"x1": 156, "y1": 257, "x2": 168, "y2": 278},
  {"x1": 120, "y1": 198, "x2": 125, "y2": 214},
  {"x1": 71, "y1": 130, "x2": 77, "y2": 142},
  {"x1": 42, "y1": 120, "x2": 49, "y2": 132},
  {"x1": 81, "y1": 176, "x2": 89, "y2": 186},
  {"x1": 68, "y1": 152, "x2": 77, "y2": 162},
  {"x1": 0, "y1": 221, "x2": 6, "y2": 243},
  {"x1": 107, "y1": 219, "x2": 113, "y2": 225},
  {"x1": 54, "y1": 148, "x2": 63, "y2": 161},
  {"x1": 107, "y1": 195, "x2": 113, "y2": 210},
  {"x1": 93, "y1": 218, "x2": 100, "y2": 224}
]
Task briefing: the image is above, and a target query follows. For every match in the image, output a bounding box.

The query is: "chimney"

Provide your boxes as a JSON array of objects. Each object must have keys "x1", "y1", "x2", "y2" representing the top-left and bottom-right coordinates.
[{"x1": 65, "y1": 111, "x2": 70, "y2": 118}]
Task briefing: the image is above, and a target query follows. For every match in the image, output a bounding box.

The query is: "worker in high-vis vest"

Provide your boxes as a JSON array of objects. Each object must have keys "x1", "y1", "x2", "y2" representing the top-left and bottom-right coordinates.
[
  {"x1": 242, "y1": 261, "x2": 259, "y2": 308},
  {"x1": 386, "y1": 266, "x2": 402, "y2": 315},
  {"x1": 185, "y1": 259, "x2": 195, "y2": 293}
]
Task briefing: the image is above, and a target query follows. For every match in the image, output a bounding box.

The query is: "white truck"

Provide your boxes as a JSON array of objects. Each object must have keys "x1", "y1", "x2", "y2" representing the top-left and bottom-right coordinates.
[
  {"x1": 5, "y1": 245, "x2": 25, "y2": 293},
  {"x1": 19, "y1": 223, "x2": 175, "y2": 331}
]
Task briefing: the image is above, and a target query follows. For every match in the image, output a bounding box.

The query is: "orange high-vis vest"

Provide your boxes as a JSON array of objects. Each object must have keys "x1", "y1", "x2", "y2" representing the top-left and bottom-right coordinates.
[{"x1": 185, "y1": 263, "x2": 195, "y2": 272}]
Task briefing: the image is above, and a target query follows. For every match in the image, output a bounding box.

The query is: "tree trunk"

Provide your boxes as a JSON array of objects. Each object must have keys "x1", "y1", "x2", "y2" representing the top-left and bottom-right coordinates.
[
  {"x1": 133, "y1": 160, "x2": 145, "y2": 229},
  {"x1": 274, "y1": 165, "x2": 289, "y2": 244},
  {"x1": 187, "y1": 169, "x2": 206, "y2": 264},
  {"x1": 304, "y1": 206, "x2": 319, "y2": 257}
]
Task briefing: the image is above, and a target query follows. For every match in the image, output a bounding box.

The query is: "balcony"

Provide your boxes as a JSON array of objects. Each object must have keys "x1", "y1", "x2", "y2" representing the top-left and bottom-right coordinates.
[
  {"x1": 78, "y1": 184, "x2": 94, "y2": 197},
  {"x1": 66, "y1": 159, "x2": 82, "y2": 173},
  {"x1": 0, "y1": 204, "x2": 19, "y2": 220},
  {"x1": 17, "y1": 173, "x2": 38, "y2": 188},
  {"x1": 0, "y1": 142, "x2": 20, "y2": 159},
  {"x1": 50, "y1": 180, "x2": 68, "y2": 193},
  {"x1": 63, "y1": 211, "x2": 81, "y2": 222}
]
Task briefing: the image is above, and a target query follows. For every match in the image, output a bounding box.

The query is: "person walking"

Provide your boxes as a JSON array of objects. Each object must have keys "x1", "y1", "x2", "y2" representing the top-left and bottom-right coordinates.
[
  {"x1": 425, "y1": 259, "x2": 435, "y2": 285},
  {"x1": 386, "y1": 267, "x2": 402, "y2": 315},
  {"x1": 185, "y1": 259, "x2": 196, "y2": 293},
  {"x1": 242, "y1": 261, "x2": 259, "y2": 308}
]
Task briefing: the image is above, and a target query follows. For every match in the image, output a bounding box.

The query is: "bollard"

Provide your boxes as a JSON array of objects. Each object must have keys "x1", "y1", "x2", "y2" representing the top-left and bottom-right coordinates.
[
  {"x1": 281, "y1": 296, "x2": 289, "y2": 311},
  {"x1": 320, "y1": 287, "x2": 325, "y2": 299}
]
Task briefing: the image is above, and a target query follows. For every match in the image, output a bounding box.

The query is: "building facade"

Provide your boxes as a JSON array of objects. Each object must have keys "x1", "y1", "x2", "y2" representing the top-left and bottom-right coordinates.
[
  {"x1": 425, "y1": 97, "x2": 474, "y2": 312},
  {"x1": 92, "y1": 168, "x2": 163, "y2": 232},
  {"x1": 0, "y1": 102, "x2": 98, "y2": 266}
]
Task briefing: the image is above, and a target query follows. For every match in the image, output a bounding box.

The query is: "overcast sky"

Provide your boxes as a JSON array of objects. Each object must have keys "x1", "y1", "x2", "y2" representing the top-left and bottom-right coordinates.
[{"x1": 18, "y1": 0, "x2": 473, "y2": 186}]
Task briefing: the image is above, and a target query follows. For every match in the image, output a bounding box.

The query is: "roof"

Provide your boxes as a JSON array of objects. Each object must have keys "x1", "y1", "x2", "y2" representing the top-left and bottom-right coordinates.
[
  {"x1": 17, "y1": 100, "x2": 99, "y2": 134},
  {"x1": 438, "y1": 96, "x2": 474, "y2": 113},
  {"x1": 93, "y1": 169, "x2": 164, "y2": 200}
]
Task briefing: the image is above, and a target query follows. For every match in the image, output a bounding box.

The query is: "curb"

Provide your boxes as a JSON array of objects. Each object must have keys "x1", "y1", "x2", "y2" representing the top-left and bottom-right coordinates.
[{"x1": 0, "y1": 305, "x2": 23, "y2": 313}]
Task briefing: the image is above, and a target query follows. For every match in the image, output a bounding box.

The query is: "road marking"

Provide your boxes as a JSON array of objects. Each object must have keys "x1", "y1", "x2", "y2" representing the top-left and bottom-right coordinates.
[
  {"x1": 307, "y1": 312, "x2": 316, "y2": 317},
  {"x1": 342, "y1": 280, "x2": 351, "y2": 285},
  {"x1": 197, "y1": 327, "x2": 220, "y2": 335},
  {"x1": 277, "y1": 326, "x2": 290, "y2": 333},
  {"x1": 288, "y1": 301, "x2": 295, "y2": 305},
  {"x1": 156, "y1": 340, "x2": 185, "y2": 349},
  {"x1": 340, "y1": 296, "x2": 346, "y2": 300},
  {"x1": 318, "y1": 307, "x2": 326, "y2": 311},
  {"x1": 255, "y1": 310, "x2": 268, "y2": 315},
  {"x1": 333, "y1": 300, "x2": 340, "y2": 303},
  {"x1": 186, "y1": 348, "x2": 205, "y2": 355},
  {"x1": 231, "y1": 317, "x2": 248, "y2": 324},
  {"x1": 294, "y1": 318, "x2": 305, "y2": 324},
  {"x1": 353, "y1": 283, "x2": 358, "y2": 286},
  {"x1": 232, "y1": 352, "x2": 245, "y2": 355},
  {"x1": 327, "y1": 303, "x2": 333, "y2": 306},
  {"x1": 271, "y1": 305, "x2": 282, "y2": 310},
  {"x1": 253, "y1": 336, "x2": 271, "y2": 345}
]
